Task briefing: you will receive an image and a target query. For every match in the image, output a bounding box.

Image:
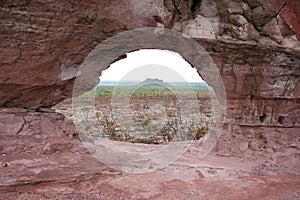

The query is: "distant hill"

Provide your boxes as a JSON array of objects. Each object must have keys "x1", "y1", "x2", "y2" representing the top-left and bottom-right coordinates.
[{"x1": 141, "y1": 78, "x2": 163, "y2": 84}]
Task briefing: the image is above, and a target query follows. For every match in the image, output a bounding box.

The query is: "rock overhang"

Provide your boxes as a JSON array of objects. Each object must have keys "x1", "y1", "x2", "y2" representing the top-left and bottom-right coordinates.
[{"x1": 0, "y1": 0, "x2": 299, "y2": 112}]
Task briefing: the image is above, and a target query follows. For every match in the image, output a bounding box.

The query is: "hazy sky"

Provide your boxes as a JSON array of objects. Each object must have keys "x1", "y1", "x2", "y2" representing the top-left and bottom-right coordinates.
[{"x1": 99, "y1": 49, "x2": 204, "y2": 83}]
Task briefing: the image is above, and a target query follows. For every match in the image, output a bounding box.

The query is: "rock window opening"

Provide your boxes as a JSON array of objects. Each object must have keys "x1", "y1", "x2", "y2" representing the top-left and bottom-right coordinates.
[{"x1": 55, "y1": 49, "x2": 217, "y2": 145}]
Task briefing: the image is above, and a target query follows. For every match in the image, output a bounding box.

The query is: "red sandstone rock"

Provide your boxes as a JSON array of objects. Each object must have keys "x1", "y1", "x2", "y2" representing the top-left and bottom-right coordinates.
[
  {"x1": 0, "y1": 109, "x2": 299, "y2": 199},
  {"x1": 0, "y1": 0, "x2": 299, "y2": 199},
  {"x1": 266, "y1": 0, "x2": 300, "y2": 39},
  {"x1": 0, "y1": 0, "x2": 299, "y2": 108}
]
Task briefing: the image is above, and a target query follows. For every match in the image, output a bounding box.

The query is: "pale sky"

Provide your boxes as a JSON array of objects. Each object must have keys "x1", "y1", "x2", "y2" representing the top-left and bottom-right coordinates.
[{"x1": 99, "y1": 49, "x2": 204, "y2": 83}]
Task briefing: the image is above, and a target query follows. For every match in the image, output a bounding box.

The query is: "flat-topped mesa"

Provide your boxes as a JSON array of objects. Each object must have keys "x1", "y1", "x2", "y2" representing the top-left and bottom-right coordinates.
[{"x1": 142, "y1": 78, "x2": 164, "y2": 84}]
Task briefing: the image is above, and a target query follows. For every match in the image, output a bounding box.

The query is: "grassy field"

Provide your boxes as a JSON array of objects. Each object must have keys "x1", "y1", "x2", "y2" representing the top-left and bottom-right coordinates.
[{"x1": 85, "y1": 82, "x2": 213, "y2": 97}]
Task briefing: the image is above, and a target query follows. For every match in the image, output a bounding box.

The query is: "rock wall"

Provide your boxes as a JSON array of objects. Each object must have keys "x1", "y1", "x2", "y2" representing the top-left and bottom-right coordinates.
[
  {"x1": 195, "y1": 38, "x2": 300, "y2": 158},
  {"x1": 0, "y1": 108, "x2": 80, "y2": 155},
  {"x1": 0, "y1": 0, "x2": 299, "y2": 157},
  {"x1": 0, "y1": 0, "x2": 299, "y2": 108},
  {"x1": 0, "y1": 108, "x2": 127, "y2": 198},
  {"x1": 0, "y1": 0, "x2": 159, "y2": 108}
]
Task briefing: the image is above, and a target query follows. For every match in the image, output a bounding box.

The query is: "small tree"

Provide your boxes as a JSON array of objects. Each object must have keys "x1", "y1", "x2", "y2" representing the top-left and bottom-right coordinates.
[{"x1": 95, "y1": 111, "x2": 101, "y2": 122}]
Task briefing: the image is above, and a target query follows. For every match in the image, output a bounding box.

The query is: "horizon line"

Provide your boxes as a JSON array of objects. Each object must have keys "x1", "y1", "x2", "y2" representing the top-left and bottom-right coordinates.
[{"x1": 99, "y1": 80, "x2": 205, "y2": 83}]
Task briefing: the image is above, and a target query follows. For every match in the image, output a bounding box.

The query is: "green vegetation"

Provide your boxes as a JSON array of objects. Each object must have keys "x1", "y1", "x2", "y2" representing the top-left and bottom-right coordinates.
[{"x1": 90, "y1": 83, "x2": 212, "y2": 97}]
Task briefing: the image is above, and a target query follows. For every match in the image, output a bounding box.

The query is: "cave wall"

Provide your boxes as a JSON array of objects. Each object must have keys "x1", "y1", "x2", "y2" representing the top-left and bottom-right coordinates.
[{"x1": 0, "y1": 0, "x2": 299, "y2": 158}]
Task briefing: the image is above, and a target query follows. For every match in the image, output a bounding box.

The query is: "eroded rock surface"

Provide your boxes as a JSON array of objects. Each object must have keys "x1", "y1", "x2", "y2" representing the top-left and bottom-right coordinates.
[
  {"x1": 196, "y1": 39, "x2": 300, "y2": 159},
  {"x1": 0, "y1": 109, "x2": 299, "y2": 199},
  {"x1": 0, "y1": 0, "x2": 299, "y2": 108},
  {"x1": 0, "y1": 0, "x2": 159, "y2": 108},
  {"x1": 0, "y1": 0, "x2": 300, "y2": 199}
]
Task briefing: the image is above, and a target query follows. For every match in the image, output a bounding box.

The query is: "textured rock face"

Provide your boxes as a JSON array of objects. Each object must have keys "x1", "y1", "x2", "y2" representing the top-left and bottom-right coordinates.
[
  {"x1": 196, "y1": 39, "x2": 300, "y2": 158},
  {"x1": 0, "y1": 108, "x2": 80, "y2": 154},
  {"x1": 0, "y1": 109, "x2": 299, "y2": 199},
  {"x1": 0, "y1": 0, "x2": 299, "y2": 155},
  {"x1": 0, "y1": 0, "x2": 160, "y2": 108},
  {"x1": 0, "y1": 0, "x2": 299, "y2": 108},
  {"x1": 0, "y1": 0, "x2": 299, "y2": 168},
  {"x1": 0, "y1": 0, "x2": 300, "y2": 198}
]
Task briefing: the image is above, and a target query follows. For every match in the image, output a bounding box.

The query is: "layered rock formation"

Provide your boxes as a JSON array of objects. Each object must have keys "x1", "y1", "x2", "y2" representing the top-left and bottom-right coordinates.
[
  {"x1": 0, "y1": 0, "x2": 299, "y2": 108},
  {"x1": 197, "y1": 39, "x2": 300, "y2": 159},
  {"x1": 1, "y1": 0, "x2": 299, "y2": 154},
  {"x1": 0, "y1": 0, "x2": 300, "y2": 199}
]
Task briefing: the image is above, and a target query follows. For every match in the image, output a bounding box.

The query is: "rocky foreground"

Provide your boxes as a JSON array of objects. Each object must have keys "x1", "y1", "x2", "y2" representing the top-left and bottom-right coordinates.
[{"x1": 0, "y1": 108, "x2": 299, "y2": 200}]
